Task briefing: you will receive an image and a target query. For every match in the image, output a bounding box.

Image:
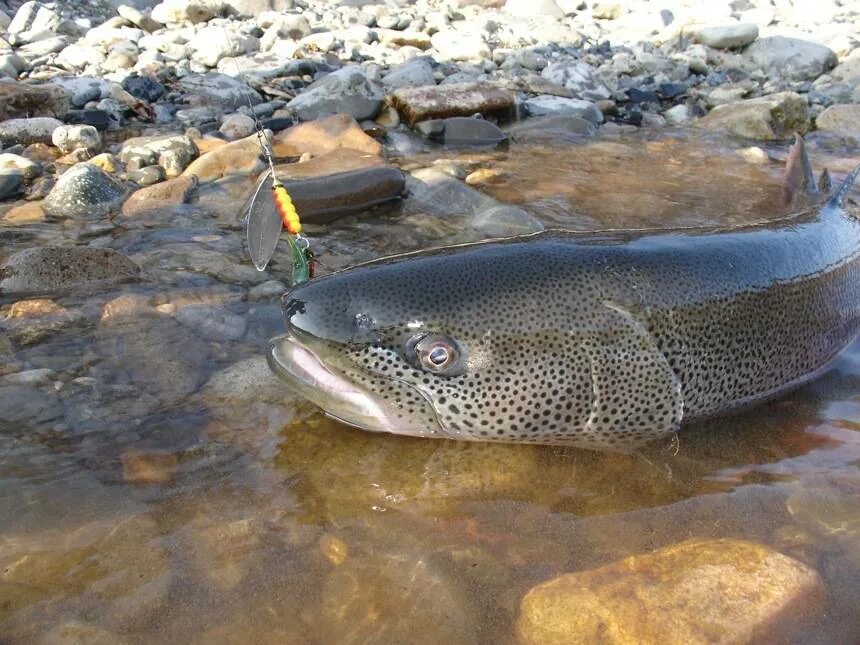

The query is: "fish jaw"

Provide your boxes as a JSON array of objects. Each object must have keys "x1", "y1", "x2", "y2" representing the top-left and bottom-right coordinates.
[{"x1": 267, "y1": 334, "x2": 442, "y2": 438}]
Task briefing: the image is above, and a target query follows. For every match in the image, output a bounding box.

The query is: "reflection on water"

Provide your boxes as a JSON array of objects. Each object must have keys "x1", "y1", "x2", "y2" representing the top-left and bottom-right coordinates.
[{"x1": 1, "y1": 130, "x2": 859, "y2": 642}]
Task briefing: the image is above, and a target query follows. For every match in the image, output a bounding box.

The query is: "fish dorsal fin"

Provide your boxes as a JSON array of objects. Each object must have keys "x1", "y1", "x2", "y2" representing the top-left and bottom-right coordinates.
[
  {"x1": 781, "y1": 133, "x2": 818, "y2": 206},
  {"x1": 818, "y1": 168, "x2": 831, "y2": 194},
  {"x1": 829, "y1": 164, "x2": 860, "y2": 210}
]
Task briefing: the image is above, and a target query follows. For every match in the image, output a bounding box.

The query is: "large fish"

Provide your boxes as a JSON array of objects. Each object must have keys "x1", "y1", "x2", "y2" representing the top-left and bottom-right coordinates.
[{"x1": 268, "y1": 140, "x2": 860, "y2": 450}]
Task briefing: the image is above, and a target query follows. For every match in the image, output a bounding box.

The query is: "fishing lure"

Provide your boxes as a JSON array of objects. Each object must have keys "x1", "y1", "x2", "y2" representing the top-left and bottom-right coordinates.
[{"x1": 244, "y1": 131, "x2": 314, "y2": 285}]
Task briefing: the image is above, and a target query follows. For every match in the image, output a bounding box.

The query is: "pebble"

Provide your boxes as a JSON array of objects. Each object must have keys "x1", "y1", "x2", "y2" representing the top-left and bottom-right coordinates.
[
  {"x1": 42, "y1": 162, "x2": 127, "y2": 219},
  {"x1": 663, "y1": 104, "x2": 691, "y2": 124},
  {"x1": 0, "y1": 152, "x2": 40, "y2": 179},
  {"x1": 434, "y1": 116, "x2": 508, "y2": 146},
  {"x1": 51, "y1": 124, "x2": 101, "y2": 154},
  {"x1": 286, "y1": 66, "x2": 383, "y2": 122},
  {"x1": 0, "y1": 117, "x2": 63, "y2": 147},
  {"x1": 127, "y1": 165, "x2": 166, "y2": 186},
  {"x1": 247, "y1": 280, "x2": 287, "y2": 301},
  {"x1": 698, "y1": 91, "x2": 810, "y2": 140},
  {"x1": 430, "y1": 30, "x2": 490, "y2": 62},
  {"x1": 122, "y1": 74, "x2": 165, "y2": 102}
]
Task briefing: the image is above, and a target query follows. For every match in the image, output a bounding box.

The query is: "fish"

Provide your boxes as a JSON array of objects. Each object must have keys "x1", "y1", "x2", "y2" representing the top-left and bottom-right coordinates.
[{"x1": 267, "y1": 139, "x2": 860, "y2": 450}]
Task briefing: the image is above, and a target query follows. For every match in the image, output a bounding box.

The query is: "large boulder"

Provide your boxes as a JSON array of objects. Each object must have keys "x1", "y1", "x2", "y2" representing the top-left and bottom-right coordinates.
[
  {"x1": 697, "y1": 91, "x2": 809, "y2": 140},
  {"x1": 286, "y1": 66, "x2": 383, "y2": 122},
  {"x1": 745, "y1": 36, "x2": 837, "y2": 82},
  {"x1": 42, "y1": 163, "x2": 127, "y2": 219}
]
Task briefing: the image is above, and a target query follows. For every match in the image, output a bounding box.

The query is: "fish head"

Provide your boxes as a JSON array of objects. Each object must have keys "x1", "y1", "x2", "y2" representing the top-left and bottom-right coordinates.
[{"x1": 267, "y1": 246, "x2": 577, "y2": 442}]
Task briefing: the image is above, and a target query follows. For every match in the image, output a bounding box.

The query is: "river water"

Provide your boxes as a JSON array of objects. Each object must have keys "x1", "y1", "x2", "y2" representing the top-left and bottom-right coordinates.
[{"x1": 1, "y1": 129, "x2": 858, "y2": 642}]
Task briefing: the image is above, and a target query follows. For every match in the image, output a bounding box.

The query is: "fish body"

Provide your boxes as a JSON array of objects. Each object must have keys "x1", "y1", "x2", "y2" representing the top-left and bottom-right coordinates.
[{"x1": 268, "y1": 163, "x2": 860, "y2": 450}]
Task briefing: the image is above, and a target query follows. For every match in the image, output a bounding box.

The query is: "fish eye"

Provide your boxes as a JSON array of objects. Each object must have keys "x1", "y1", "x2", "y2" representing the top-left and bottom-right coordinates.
[{"x1": 405, "y1": 333, "x2": 463, "y2": 375}]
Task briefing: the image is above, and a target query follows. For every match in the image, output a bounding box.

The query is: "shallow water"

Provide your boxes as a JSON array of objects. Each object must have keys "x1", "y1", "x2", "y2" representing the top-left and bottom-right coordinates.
[{"x1": 1, "y1": 129, "x2": 859, "y2": 642}]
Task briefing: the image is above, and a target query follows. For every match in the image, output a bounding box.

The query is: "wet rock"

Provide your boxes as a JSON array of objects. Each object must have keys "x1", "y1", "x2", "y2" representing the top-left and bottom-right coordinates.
[
  {"x1": 273, "y1": 114, "x2": 381, "y2": 157},
  {"x1": 516, "y1": 538, "x2": 825, "y2": 645},
  {"x1": 0, "y1": 170, "x2": 22, "y2": 200},
  {"x1": 698, "y1": 91, "x2": 809, "y2": 140},
  {"x1": 247, "y1": 280, "x2": 286, "y2": 301},
  {"x1": 523, "y1": 95, "x2": 603, "y2": 124},
  {"x1": 121, "y1": 74, "x2": 164, "y2": 102},
  {"x1": 51, "y1": 124, "x2": 101, "y2": 154},
  {"x1": 119, "y1": 134, "x2": 198, "y2": 178},
  {"x1": 687, "y1": 23, "x2": 758, "y2": 49},
  {"x1": 121, "y1": 175, "x2": 198, "y2": 217},
  {"x1": 815, "y1": 104, "x2": 860, "y2": 141},
  {"x1": 177, "y1": 73, "x2": 262, "y2": 111},
  {"x1": 0, "y1": 384, "x2": 64, "y2": 431},
  {"x1": 0, "y1": 83, "x2": 69, "y2": 119},
  {"x1": 0, "y1": 247, "x2": 138, "y2": 296},
  {"x1": 219, "y1": 113, "x2": 257, "y2": 140},
  {"x1": 431, "y1": 30, "x2": 490, "y2": 62},
  {"x1": 175, "y1": 304, "x2": 247, "y2": 341},
  {"x1": 133, "y1": 246, "x2": 267, "y2": 285},
  {"x1": 465, "y1": 168, "x2": 504, "y2": 185},
  {"x1": 40, "y1": 620, "x2": 132, "y2": 645},
  {"x1": 287, "y1": 66, "x2": 383, "y2": 122},
  {"x1": 745, "y1": 36, "x2": 837, "y2": 82},
  {"x1": 0, "y1": 117, "x2": 63, "y2": 147},
  {"x1": 319, "y1": 552, "x2": 480, "y2": 645},
  {"x1": 432, "y1": 116, "x2": 508, "y2": 146},
  {"x1": 42, "y1": 163, "x2": 127, "y2": 219},
  {"x1": 127, "y1": 165, "x2": 166, "y2": 186},
  {"x1": 273, "y1": 149, "x2": 405, "y2": 224},
  {"x1": 391, "y1": 82, "x2": 515, "y2": 126},
  {"x1": 509, "y1": 115, "x2": 597, "y2": 143},
  {"x1": 2, "y1": 297, "x2": 78, "y2": 344},
  {"x1": 182, "y1": 131, "x2": 267, "y2": 182},
  {"x1": 201, "y1": 355, "x2": 285, "y2": 405},
  {"x1": 0, "y1": 368, "x2": 56, "y2": 387},
  {"x1": 1, "y1": 202, "x2": 45, "y2": 225},
  {"x1": 121, "y1": 449, "x2": 179, "y2": 485},
  {"x1": 382, "y1": 58, "x2": 436, "y2": 90}
]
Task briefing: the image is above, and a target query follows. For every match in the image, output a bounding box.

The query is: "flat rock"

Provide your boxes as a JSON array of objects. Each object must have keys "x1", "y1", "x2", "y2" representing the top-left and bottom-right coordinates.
[
  {"x1": 391, "y1": 82, "x2": 515, "y2": 126},
  {"x1": 687, "y1": 23, "x2": 758, "y2": 49},
  {"x1": 121, "y1": 175, "x2": 198, "y2": 216},
  {"x1": 42, "y1": 162, "x2": 127, "y2": 219},
  {"x1": 423, "y1": 116, "x2": 509, "y2": 146},
  {"x1": 177, "y1": 73, "x2": 262, "y2": 111},
  {"x1": 745, "y1": 36, "x2": 837, "y2": 82},
  {"x1": 524, "y1": 95, "x2": 603, "y2": 124},
  {"x1": 815, "y1": 104, "x2": 860, "y2": 140},
  {"x1": 182, "y1": 131, "x2": 267, "y2": 182},
  {"x1": 0, "y1": 246, "x2": 138, "y2": 296},
  {"x1": 0, "y1": 117, "x2": 63, "y2": 147},
  {"x1": 271, "y1": 152, "x2": 404, "y2": 225},
  {"x1": 0, "y1": 82, "x2": 69, "y2": 119},
  {"x1": 273, "y1": 114, "x2": 381, "y2": 158},
  {"x1": 383, "y1": 58, "x2": 436, "y2": 90},
  {"x1": 517, "y1": 538, "x2": 825, "y2": 645},
  {"x1": 697, "y1": 91, "x2": 809, "y2": 140},
  {"x1": 287, "y1": 66, "x2": 383, "y2": 122}
]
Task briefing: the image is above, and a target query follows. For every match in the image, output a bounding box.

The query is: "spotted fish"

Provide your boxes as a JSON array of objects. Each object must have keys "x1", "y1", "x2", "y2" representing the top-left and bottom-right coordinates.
[{"x1": 268, "y1": 141, "x2": 860, "y2": 450}]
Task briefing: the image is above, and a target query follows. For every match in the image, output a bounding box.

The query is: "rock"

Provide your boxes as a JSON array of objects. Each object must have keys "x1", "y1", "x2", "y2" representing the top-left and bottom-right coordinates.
[
  {"x1": 287, "y1": 66, "x2": 383, "y2": 122},
  {"x1": 119, "y1": 134, "x2": 198, "y2": 177},
  {"x1": 431, "y1": 30, "x2": 490, "y2": 62},
  {"x1": 121, "y1": 175, "x2": 198, "y2": 216},
  {"x1": 182, "y1": 131, "x2": 267, "y2": 182},
  {"x1": 0, "y1": 247, "x2": 137, "y2": 297},
  {"x1": 189, "y1": 25, "x2": 258, "y2": 67},
  {"x1": 0, "y1": 384, "x2": 64, "y2": 430},
  {"x1": 56, "y1": 43, "x2": 106, "y2": 70},
  {"x1": 469, "y1": 204, "x2": 543, "y2": 237},
  {"x1": 39, "y1": 621, "x2": 132, "y2": 645},
  {"x1": 1, "y1": 368, "x2": 56, "y2": 386},
  {"x1": 382, "y1": 58, "x2": 436, "y2": 90},
  {"x1": 219, "y1": 113, "x2": 257, "y2": 140},
  {"x1": 201, "y1": 355, "x2": 284, "y2": 404},
  {"x1": 247, "y1": 280, "x2": 286, "y2": 301},
  {"x1": 504, "y1": 0, "x2": 563, "y2": 18},
  {"x1": 121, "y1": 449, "x2": 179, "y2": 485},
  {"x1": 425, "y1": 116, "x2": 509, "y2": 146},
  {"x1": 0, "y1": 170, "x2": 22, "y2": 200},
  {"x1": 1, "y1": 297, "x2": 76, "y2": 344},
  {"x1": 523, "y1": 96, "x2": 603, "y2": 124},
  {"x1": 0, "y1": 153, "x2": 39, "y2": 180},
  {"x1": 150, "y1": 0, "x2": 217, "y2": 24},
  {"x1": 8, "y1": 1, "x2": 59, "y2": 36},
  {"x1": 259, "y1": 13, "x2": 311, "y2": 48},
  {"x1": 663, "y1": 104, "x2": 690, "y2": 124},
  {"x1": 0, "y1": 82, "x2": 70, "y2": 119},
  {"x1": 269, "y1": 153, "x2": 405, "y2": 225},
  {"x1": 516, "y1": 538, "x2": 825, "y2": 645},
  {"x1": 390, "y1": 82, "x2": 515, "y2": 126},
  {"x1": 42, "y1": 163, "x2": 127, "y2": 219},
  {"x1": 509, "y1": 115, "x2": 597, "y2": 143},
  {"x1": 273, "y1": 114, "x2": 381, "y2": 158},
  {"x1": 465, "y1": 168, "x2": 504, "y2": 185},
  {"x1": 541, "y1": 60, "x2": 611, "y2": 101},
  {"x1": 745, "y1": 36, "x2": 837, "y2": 82},
  {"x1": 177, "y1": 73, "x2": 262, "y2": 111},
  {"x1": 815, "y1": 104, "x2": 860, "y2": 140},
  {"x1": 698, "y1": 91, "x2": 810, "y2": 140},
  {"x1": 116, "y1": 4, "x2": 161, "y2": 32},
  {"x1": 51, "y1": 124, "x2": 101, "y2": 154},
  {"x1": 1, "y1": 202, "x2": 45, "y2": 225},
  {"x1": 17, "y1": 36, "x2": 70, "y2": 57},
  {"x1": 687, "y1": 23, "x2": 758, "y2": 49},
  {"x1": 122, "y1": 74, "x2": 164, "y2": 102},
  {"x1": 0, "y1": 117, "x2": 63, "y2": 147},
  {"x1": 378, "y1": 29, "x2": 432, "y2": 50},
  {"x1": 127, "y1": 165, "x2": 166, "y2": 186},
  {"x1": 175, "y1": 304, "x2": 247, "y2": 341},
  {"x1": 64, "y1": 109, "x2": 113, "y2": 131}
]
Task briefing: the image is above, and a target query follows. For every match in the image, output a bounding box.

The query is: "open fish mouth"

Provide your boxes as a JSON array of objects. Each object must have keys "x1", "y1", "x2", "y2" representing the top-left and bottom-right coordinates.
[{"x1": 267, "y1": 334, "x2": 411, "y2": 434}]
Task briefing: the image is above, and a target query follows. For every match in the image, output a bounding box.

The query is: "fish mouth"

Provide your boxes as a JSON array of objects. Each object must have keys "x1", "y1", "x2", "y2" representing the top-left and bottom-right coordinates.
[{"x1": 267, "y1": 334, "x2": 428, "y2": 436}]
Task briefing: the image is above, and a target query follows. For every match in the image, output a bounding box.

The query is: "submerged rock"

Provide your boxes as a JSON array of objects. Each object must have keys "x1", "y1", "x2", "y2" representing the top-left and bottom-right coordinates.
[
  {"x1": 523, "y1": 96, "x2": 603, "y2": 124},
  {"x1": 182, "y1": 131, "x2": 267, "y2": 182},
  {"x1": 175, "y1": 304, "x2": 247, "y2": 341},
  {"x1": 509, "y1": 115, "x2": 598, "y2": 143},
  {"x1": 42, "y1": 163, "x2": 127, "y2": 219},
  {"x1": 119, "y1": 134, "x2": 198, "y2": 178},
  {"x1": 697, "y1": 91, "x2": 809, "y2": 140},
  {"x1": 516, "y1": 538, "x2": 825, "y2": 645},
  {"x1": 390, "y1": 82, "x2": 515, "y2": 125},
  {"x1": 121, "y1": 175, "x2": 198, "y2": 217},
  {"x1": 273, "y1": 114, "x2": 381, "y2": 157},
  {"x1": 0, "y1": 247, "x2": 138, "y2": 296}
]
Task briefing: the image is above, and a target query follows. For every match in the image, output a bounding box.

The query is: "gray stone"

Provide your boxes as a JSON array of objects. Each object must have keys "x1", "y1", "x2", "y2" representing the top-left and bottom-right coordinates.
[
  {"x1": 509, "y1": 115, "x2": 598, "y2": 143},
  {"x1": 287, "y1": 66, "x2": 383, "y2": 122},
  {"x1": 541, "y1": 60, "x2": 612, "y2": 101},
  {"x1": 438, "y1": 116, "x2": 508, "y2": 146},
  {"x1": 0, "y1": 246, "x2": 138, "y2": 296},
  {"x1": 815, "y1": 104, "x2": 860, "y2": 140},
  {"x1": 56, "y1": 43, "x2": 106, "y2": 69},
  {"x1": 17, "y1": 35, "x2": 70, "y2": 56},
  {"x1": 1, "y1": 368, "x2": 57, "y2": 386},
  {"x1": 687, "y1": 23, "x2": 758, "y2": 49},
  {"x1": 177, "y1": 73, "x2": 262, "y2": 111},
  {"x1": 8, "y1": 1, "x2": 59, "y2": 35},
  {"x1": 524, "y1": 95, "x2": 603, "y2": 124},
  {"x1": 116, "y1": 4, "x2": 162, "y2": 32},
  {"x1": 470, "y1": 204, "x2": 543, "y2": 237},
  {"x1": 0, "y1": 117, "x2": 63, "y2": 147},
  {"x1": 0, "y1": 169, "x2": 22, "y2": 200},
  {"x1": 247, "y1": 280, "x2": 286, "y2": 301},
  {"x1": 390, "y1": 82, "x2": 515, "y2": 126},
  {"x1": 745, "y1": 36, "x2": 837, "y2": 82},
  {"x1": 51, "y1": 124, "x2": 101, "y2": 154},
  {"x1": 663, "y1": 104, "x2": 691, "y2": 125},
  {"x1": 42, "y1": 163, "x2": 128, "y2": 219},
  {"x1": 120, "y1": 134, "x2": 198, "y2": 177},
  {"x1": 382, "y1": 58, "x2": 436, "y2": 90},
  {"x1": 175, "y1": 304, "x2": 247, "y2": 341},
  {"x1": 0, "y1": 384, "x2": 64, "y2": 431},
  {"x1": 219, "y1": 113, "x2": 257, "y2": 140},
  {"x1": 259, "y1": 13, "x2": 311, "y2": 49}
]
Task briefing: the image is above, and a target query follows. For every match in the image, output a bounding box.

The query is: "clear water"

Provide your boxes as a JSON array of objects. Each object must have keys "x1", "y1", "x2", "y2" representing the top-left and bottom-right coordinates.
[{"x1": 1, "y1": 129, "x2": 858, "y2": 643}]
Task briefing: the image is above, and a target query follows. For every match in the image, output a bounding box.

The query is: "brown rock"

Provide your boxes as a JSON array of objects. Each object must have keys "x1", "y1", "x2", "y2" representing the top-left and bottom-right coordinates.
[
  {"x1": 182, "y1": 132, "x2": 267, "y2": 183},
  {"x1": 6, "y1": 298, "x2": 65, "y2": 318},
  {"x1": 121, "y1": 449, "x2": 179, "y2": 485},
  {"x1": 697, "y1": 92, "x2": 810, "y2": 140},
  {"x1": 390, "y1": 82, "x2": 516, "y2": 126},
  {"x1": 193, "y1": 136, "x2": 228, "y2": 155},
  {"x1": 1, "y1": 202, "x2": 44, "y2": 225},
  {"x1": 516, "y1": 538, "x2": 826, "y2": 645},
  {"x1": 0, "y1": 83, "x2": 70, "y2": 119},
  {"x1": 22, "y1": 142, "x2": 61, "y2": 163},
  {"x1": 815, "y1": 104, "x2": 860, "y2": 139},
  {"x1": 121, "y1": 175, "x2": 198, "y2": 216},
  {"x1": 272, "y1": 113, "x2": 382, "y2": 158}
]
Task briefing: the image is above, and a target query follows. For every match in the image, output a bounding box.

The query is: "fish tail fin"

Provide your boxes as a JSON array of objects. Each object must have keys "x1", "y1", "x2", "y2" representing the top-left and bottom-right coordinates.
[{"x1": 829, "y1": 164, "x2": 860, "y2": 210}]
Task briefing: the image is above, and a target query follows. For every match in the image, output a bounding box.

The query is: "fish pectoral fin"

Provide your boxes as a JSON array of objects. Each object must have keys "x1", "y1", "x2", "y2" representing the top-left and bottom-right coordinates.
[{"x1": 580, "y1": 301, "x2": 684, "y2": 450}]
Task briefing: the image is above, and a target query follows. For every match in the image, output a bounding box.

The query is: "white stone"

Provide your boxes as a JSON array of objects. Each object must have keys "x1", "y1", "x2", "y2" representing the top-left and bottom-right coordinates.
[
  {"x1": 56, "y1": 43, "x2": 107, "y2": 70},
  {"x1": 219, "y1": 113, "x2": 256, "y2": 140},
  {"x1": 431, "y1": 30, "x2": 490, "y2": 62},
  {"x1": 663, "y1": 104, "x2": 690, "y2": 124},
  {"x1": 52, "y1": 124, "x2": 102, "y2": 153},
  {"x1": 189, "y1": 26, "x2": 258, "y2": 67},
  {"x1": 504, "y1": 0, "x2": 564, "y2": 19},
  {"x1": 150, "y1": 0, "x2": 221, "y2": 25},
  {"x1": 687, "y1": 23, "x2": 758, "y2": 49}
]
